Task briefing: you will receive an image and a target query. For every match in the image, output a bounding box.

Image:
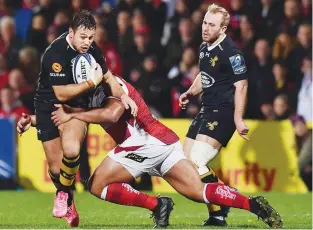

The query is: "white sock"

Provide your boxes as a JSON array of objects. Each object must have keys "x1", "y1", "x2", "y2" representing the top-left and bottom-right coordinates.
[{"x1": 100, "y1": 186, "x2": 108, "y2": 200}]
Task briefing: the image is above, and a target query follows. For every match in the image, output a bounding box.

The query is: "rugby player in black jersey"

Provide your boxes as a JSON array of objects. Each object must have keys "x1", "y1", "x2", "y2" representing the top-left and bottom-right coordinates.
[
  {"x1": 32, "y1": 10, "x2": 137, "y2": 226},
  {"x1": 179, "y1": 4, "x2": 250, "y2": 226}
]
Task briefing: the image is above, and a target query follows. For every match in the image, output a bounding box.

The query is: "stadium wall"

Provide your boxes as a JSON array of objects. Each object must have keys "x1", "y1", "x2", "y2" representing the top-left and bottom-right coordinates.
[{"x1": 17, "y1": 119, "x2": 308, "y2": 193}]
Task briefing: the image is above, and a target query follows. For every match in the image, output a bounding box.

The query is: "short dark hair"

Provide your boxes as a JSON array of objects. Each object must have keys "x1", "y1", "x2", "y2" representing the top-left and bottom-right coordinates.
[{"x1": 70, "y1": 10, "x2": 96, "y2": 32}]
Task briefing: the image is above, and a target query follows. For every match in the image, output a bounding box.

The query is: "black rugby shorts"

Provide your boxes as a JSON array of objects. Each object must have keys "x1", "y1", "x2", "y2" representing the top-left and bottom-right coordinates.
[
  {"x1": 186, "y1": 106, "x2": 236, "y2": 147},
  {"x1": 34, "y1": 100, "x2": 59, "y2": 142}
]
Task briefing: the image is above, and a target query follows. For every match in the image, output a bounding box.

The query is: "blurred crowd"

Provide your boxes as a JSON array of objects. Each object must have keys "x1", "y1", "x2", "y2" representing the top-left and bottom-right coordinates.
[
  {"x1": 0, "y1": 0, "x2": 311, "y2": 188},
  {"x1": 0, "y1": 0, "x2": 311, "y2": 119}
]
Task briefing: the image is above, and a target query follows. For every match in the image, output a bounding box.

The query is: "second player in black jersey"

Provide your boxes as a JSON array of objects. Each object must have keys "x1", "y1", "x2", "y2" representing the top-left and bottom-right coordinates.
[
  {"x1": 198, "y1": 36, "x2": 247, "y2": 107},
  {"x1": 186, "y1": 34, "x2": 248, "y2": 147},
  {"x1": 32, "y1": 10, "x2": 138, "y2": 226},
  {"x1": 179, "y1": 4, "x2": 249, "y2": 227}
]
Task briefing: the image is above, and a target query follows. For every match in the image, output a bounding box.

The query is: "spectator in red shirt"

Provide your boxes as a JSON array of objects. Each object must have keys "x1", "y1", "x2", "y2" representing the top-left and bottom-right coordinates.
[
  {"x1": 22, "y1": 0, "x2": 38, "y2": 10},
  {"x1": 0, "y1": 0, "x2": 9, "y2": 16},
  {"x1": 8, "y1": 68, "x2": 33, "y2": 98},
  {"x1": 301, "y1": 0, "x2": 312, "y2": 22},
  {"x1": 71, "y1": 0, "x2": 88, "y2": 14},
  {"x1": 95, "y1": 24, "x2": 123, "y2": 76},
  {"x1": 229, "y1": 0, "x2": 246, "y2": 37},
  {"x1": 0, "y1": 86, "x2": 30, "y2": 121},
  {"x1": 0, "y1": 53, "x2": 9, "y2": 89},
  {"x1": 88, "y1": 0, "x2": 101, "y2": 10}
]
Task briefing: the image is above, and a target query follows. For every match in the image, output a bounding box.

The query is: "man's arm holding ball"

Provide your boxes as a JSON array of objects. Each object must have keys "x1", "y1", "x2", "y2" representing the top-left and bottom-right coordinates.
[{"x1": 51, "y1": 55, "x2": 103, "y2": 102}]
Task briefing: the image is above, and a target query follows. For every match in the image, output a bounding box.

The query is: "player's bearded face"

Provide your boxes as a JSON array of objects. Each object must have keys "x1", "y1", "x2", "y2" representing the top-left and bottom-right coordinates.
[
  {"x1": 202, "y1": 12, "x2": 226, "y2": 43},
  {"x1": 70, "y1": 26, "x2": 96, "y2": 53}
]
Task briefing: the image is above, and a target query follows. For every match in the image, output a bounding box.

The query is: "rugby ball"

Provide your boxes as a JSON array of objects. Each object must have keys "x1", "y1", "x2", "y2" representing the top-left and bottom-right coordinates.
[{"x1": 72, "y1": 53, "x2": 96, "y2": 84}]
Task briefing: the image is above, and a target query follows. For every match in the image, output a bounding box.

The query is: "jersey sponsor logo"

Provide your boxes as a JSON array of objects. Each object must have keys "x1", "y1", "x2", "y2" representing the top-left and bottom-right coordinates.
[
  {"x1": 210, "y1": 56, "x2": 219, "y2": 67},
  {"x1": 125, "y1": 153, "x2": 147, "y2": 163},
  {"x1": 122, "y1": 183, "x2": 139, "y2": 194},
  {"x1": 52, "y1": 63, "x2": 62, "y2": 73},
  {"x1": 215, "y1": 185, "x2": 236, "y2": 200},
  {"x1": 207, "y1": 121, "x2": 218, "y2": 130},
  {"x1": 200, "y1": 71, "x2": 215, "y2": 88},
  {"x1": 50, "y1": 72, "x2": 65, "y2": 77},
  {"x1": 229, "y1": 54, "x2": 247, "y2": 74}
]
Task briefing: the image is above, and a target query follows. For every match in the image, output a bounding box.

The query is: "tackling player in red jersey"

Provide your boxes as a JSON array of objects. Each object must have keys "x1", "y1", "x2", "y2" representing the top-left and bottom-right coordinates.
[{"x1": 17, "y1": 77, "x2": 283, "y2": 228}]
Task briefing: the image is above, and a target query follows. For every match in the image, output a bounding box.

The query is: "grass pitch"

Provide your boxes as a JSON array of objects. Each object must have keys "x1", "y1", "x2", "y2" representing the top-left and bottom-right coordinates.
[{"x1": 0, "y1": 191, "x2": 311, "y2": 229}]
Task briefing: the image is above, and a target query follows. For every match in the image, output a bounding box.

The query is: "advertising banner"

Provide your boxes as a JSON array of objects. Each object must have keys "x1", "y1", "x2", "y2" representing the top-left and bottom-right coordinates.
[{"x1": 18, "y1": 120, "x2": 308, "y2": 193}]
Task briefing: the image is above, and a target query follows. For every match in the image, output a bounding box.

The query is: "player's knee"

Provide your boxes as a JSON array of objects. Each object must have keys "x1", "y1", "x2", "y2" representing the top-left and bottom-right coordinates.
[
  {"x1": 191, "y1": 181, "x2": 205, "y2": 202},
  {"x1": 48, "y1": 166, "x2": 60, "y2": 176},
  {"x1": 62, "y1": 143, "x2": 81, "y2": 158},
  {"x1": 45, "y1": 158, "x2": 60, "y2": 173},
  {"x1": 88, "y1": 173, "x2": 108, "y2": 198},
  {"x1": 190, "y1": 141, "x2": 218, "y2": 175},
  {"x1": 88, "y1": 175, "x2": 99, "y2": 197},
  {"x1": 177, "y1": 171, "x2": 205, "y2": 202},
  {"x1": 183, "y1": 184, "x2": 204, "y2": 202}
]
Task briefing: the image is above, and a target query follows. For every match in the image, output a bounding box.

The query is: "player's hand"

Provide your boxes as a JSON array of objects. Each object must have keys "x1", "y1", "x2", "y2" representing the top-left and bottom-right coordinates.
[
  {"x1": 179, "y1": 92, "x2": 190, "y2": 109},
  {"x1": 121, "y1": 94, "x2": 138, "y2": 117},
  {"x1": 16, "y1": 113, "x2": 31, "y2": 136},
  {"x1": 235, "y1": 118, "x2": 249, "y2": 140},
  {"x1": 51, "y1": 104, "x2": 72, "y2": 126},
  {"x1": 89, "y1": 63, "x2": 103, "y2": 87}
]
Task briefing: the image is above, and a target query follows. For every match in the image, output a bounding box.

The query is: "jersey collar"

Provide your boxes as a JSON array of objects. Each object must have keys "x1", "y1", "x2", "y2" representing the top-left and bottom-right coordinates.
[
  {"x1": 66, "y1": 34, "x2": 76, "y2": 51},
  {"x1": 206, "y1": 34, "x2": 226, "y2": 51}
]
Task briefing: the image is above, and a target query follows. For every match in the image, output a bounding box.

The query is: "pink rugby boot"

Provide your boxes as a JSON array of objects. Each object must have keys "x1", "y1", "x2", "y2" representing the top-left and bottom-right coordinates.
[
  {"x1": 53, "y1": 191, "x2": 69, "y2": 218},
  {"x1": 64, "y1": 201, "x2": 79, "y2": 227}
]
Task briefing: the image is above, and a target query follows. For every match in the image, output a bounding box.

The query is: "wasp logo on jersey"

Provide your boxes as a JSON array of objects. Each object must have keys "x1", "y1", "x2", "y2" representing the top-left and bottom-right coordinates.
[
  {"x1": 207, "y1": 121, "x2": 218, "y2": 130},
  {"x1": 200, "y1": 71, "x2": 215, "y2": 88},
  {"x1": 229, "y1": 54, "x2": 247, "y2": 74},
  {"x1": 210, "y1": 56, "x2": 218, "y2": 67}
]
